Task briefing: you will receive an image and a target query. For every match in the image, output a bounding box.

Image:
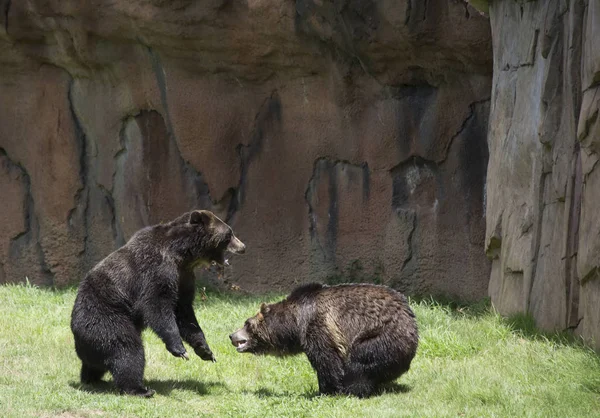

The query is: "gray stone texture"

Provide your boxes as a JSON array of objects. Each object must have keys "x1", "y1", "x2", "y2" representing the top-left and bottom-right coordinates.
[{"x1": 486, "y1": 0, "x2": 600, "y2": 348}]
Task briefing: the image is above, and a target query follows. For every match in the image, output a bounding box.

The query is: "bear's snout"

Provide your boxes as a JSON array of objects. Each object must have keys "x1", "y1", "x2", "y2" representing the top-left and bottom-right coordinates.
[
  {"x1": 230, "y1": 329, "x2": 250, "y2": 352},
  {"x1": 227, "y1": 236, "x2": 246, "y2": 255}
]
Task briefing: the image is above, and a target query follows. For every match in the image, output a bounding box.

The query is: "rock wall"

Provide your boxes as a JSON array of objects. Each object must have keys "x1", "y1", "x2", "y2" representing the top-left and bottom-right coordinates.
[
  {"x1": 485, "y1": 0, "x2": 600, "y2": 346},
  {"x1": 0, "y1": 0, "x2": 492, "y2": 300}
]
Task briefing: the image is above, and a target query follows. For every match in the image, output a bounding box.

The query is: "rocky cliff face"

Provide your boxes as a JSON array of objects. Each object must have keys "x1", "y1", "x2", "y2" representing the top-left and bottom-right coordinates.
[
  {"x1": 485, "y1": 0, "x2": 600, "y2": 346},
  {"x1": 0, "y1": 1, "x2": 492, "y2": 300}
]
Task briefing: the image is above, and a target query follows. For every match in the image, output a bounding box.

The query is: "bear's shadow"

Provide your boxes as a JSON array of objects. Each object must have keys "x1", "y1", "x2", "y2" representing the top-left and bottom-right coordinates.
[
  {"x1": 242, "y1": 387, "x2": 315, "y2": 399},
  {"x1": 243, "y1": 382, "x2": 412, "y2": 399},
  {"x1": 70, "y1": 379, "x2": 225, "y2": 396},
  {"x1": 377, "y1": 382, "x2": 412, "y2": 395},
  {"x1": 71, "y1": 380, "x2": 411, "y2": 399}
]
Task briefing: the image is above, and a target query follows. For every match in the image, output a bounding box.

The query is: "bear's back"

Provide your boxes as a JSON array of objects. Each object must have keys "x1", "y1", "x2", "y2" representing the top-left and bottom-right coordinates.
[
  {"x1": 80, "y1": 230, "x2": 164, "y2": 303},
  {"x1": 313, "y1": 284, "x2": 417, "y2": 347},
  {"x1": 317, "y1": 284, "x2": 410, "y2": 315}
]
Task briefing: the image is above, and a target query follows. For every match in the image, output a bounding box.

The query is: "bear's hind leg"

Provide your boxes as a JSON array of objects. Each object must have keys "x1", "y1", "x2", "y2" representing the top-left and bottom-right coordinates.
[
  {"x1": 347, "y1": 334, "x2": 410, "y2": 396},
  {"x1": 341, "y1": 363, "x2": 376, "y2": 398},
  {"x1": 108, "y1": 342, "x2": 155, "y2": 397},
  {"x1": 81, "y1": 363, "x2": 107, "y2": 384}
]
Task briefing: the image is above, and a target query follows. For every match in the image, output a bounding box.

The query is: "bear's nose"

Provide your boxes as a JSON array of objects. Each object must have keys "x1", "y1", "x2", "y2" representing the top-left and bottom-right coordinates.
[
  {"x1": 236, "y1": 242, "x2": 246, "y2": 254},
  {"x1": 228, "y1": 236, "x2": 245, "y2": 254}
]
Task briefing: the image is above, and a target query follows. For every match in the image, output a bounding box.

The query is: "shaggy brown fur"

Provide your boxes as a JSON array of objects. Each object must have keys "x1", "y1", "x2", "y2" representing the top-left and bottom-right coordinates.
[{"x1": 230, "y1": 283, "x2": 418, "y2": 397}]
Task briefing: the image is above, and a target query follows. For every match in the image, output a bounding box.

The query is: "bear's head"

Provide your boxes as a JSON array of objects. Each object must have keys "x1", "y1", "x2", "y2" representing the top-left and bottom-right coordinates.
[
  {"x1": 229, "y1": 302, "x2": 301, "y2": 356},
  {"x1": 167, "y1": 210, "x2": 245, "y2": 268}
]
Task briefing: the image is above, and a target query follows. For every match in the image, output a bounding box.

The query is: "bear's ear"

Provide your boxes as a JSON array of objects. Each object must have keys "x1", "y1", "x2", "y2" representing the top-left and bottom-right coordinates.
[
  {"x1": 259, "y1": 302, "x2": 270, "y2": 314},
  {"x1": 256, "y1": 312, "x2": 264, "y2": 322},
  {"x1": 189, "y1": 210, "x2": 211, "y2": 225}
]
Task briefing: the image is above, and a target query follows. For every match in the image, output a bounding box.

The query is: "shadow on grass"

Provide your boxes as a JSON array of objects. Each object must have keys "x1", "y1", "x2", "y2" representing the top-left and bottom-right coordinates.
[
  {"x1": 242, "y1": 383, "x2": 411, "y2": 399},
  {"x1": 242, "y1": 387, "x2": 316, "y2": 399},
  {"x1": 502, "y1": 312, "x2": 592, "y2": 348},
  {"x1": 70, "y1": 379, "x2": 225, "y2": 396},
  {"x1": 377, "y1": 382, "x2": 412, "y2": 395}
]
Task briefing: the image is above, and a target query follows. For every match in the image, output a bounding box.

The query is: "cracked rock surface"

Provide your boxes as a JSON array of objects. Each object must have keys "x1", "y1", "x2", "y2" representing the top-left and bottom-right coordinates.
[
  {"x1": 485, "y1": 0, "x2": 600, "y2": 348},
  {"x1": 0, "y1": 0, "x2": 492, "y2": 300}
]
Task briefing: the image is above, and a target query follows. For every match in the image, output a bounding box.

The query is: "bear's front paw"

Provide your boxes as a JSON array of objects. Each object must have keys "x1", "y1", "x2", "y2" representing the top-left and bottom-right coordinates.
[
  {"x1": 194, "y1": 345, "x2": 216, "y2": 362},
  {"x1": 167, "y1": 343, "x2": 189, "y2": 360}
]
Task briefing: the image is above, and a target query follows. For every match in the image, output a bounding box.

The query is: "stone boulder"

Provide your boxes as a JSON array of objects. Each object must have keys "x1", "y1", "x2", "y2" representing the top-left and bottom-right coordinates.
[{"x1": 485, "y1": 0, "x2": 600, "y2": 348}]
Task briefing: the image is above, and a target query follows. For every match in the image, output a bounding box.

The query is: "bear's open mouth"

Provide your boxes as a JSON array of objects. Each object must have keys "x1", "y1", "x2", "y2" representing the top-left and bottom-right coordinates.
[
  {"x1": 208, "y1": 250, "x2": 229, "y2": 270},
  {"x1": 210, "y1": 258, "x2": 229, "y2": 267},
  {"x1": 233, "y1": 339, "x2": 248, "y2": 351}
]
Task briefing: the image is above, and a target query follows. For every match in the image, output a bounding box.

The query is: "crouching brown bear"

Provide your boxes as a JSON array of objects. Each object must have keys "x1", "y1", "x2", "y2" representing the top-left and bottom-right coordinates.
[
  {"x1": 229, "y1": 283, "x2": 418, "y2": 398},
  {"x1": 71, "y1": 210, "x2": 245, "y2": 397}
]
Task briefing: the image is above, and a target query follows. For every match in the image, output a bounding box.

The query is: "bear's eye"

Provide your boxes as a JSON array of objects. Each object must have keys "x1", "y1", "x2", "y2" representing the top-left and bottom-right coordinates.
[{"x1": 246, "y1": 317, "x2": 261, "y2": 330}]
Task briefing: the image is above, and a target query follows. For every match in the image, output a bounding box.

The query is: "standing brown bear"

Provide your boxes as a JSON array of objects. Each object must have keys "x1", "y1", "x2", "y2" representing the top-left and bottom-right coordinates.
[
  {"x1": 229, "y1": 283, "x2": 418, "y2": 398},
  {"x1": 71, "y1": 210, "x2": 245, "y2": 397}
]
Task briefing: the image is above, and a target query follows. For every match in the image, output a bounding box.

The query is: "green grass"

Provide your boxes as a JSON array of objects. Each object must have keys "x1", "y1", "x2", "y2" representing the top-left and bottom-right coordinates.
[{"x1": 1, "y1": 284, "x2": 599, "y2": 418}]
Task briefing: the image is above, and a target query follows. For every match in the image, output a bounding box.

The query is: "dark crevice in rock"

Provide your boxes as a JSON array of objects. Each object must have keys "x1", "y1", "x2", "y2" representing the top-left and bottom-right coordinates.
[
  {"x1": 325, "y1": 161, "x2": 339, "y2": 263},
  {"x1": 148, "y1": 46, "x2": 175, "y2": 141},
  {"x1": 305, "y1": 157, "x2": 371, "y2": 265},
  {"x1": 527, "y1": 171, "x2": 549, "y2": 311},
  {"x1": 578, "y1": 108, "x2": 598, "y2": 142},
  {"x1": 0, "y1": 147, "x2": 30, "y2": 242},
  {"x1": 569, "y1": 1, "x2": 585, "y2": 119},
  {"x1": 565, "y1": 145, "x2": 582, "y2": 328},
  {"x1": 504, "y1": 267, "x2": 524, "y2": 276},
  {"x1": 464, "y1": 2, "x2": 471, "y2": 19},
  {"x1": 565, "y1": 316, "x2": 583, "y2": 332},
  {"x1": 33, "y1": 226, "x2": 54, "y2": 286},
  {"x1": 3, "y1": 0, "x2": 10, "y2": 35},
  {"x1": 404, "y1": 0, "x2": 412, "y2": 25},
  {"x1": 501, "y1": 29, "x2": 539, "y2": 71},
  {"x1": 228, "y1": 90, "x2": 281, "y2": 223},
  {"x1": 112, "y1": 117, "x2": 131, "y2": 246},
  {"x1": 580, "y1": 266, "x2": 599, "y2": 284},
  {"x1": 66, "y1": 78, "x2": 90, "y2": 258},
  {"x1": 588, "y1": 74, "x2": 600, "y2": 91},
  {"x1": 305, "y1": 159, "x2": 337, "y2": 264},
  {"x1": 361, "y1": 162, "x2": 370, "y2": 201},
  {"x1": 541, "y1": 2, "x2": 567, "y2": 60},
  {"x1": 294, "y1": 0, "x2": 386, "y2": 87},
  {"x1": 98, "y1": 183, "x2": 122, "y2": 247},
  {"x1": 0, "y1": 147, "x2": 53, "y2": 285},
  {"x1": 400, "y1": 209, "x2": 417, "y2": 274},
  {"x1": 501, "y1": 62, "x2": 534, "y2": 72},
  {"x1": 339, "y1": 17, "x2": 382, "y2": 86},
  {"x1": 185, "y1": 164, "x2": 214, "y2": 208},
  {"x1": 305, "y1": 159, "x2": 323, "y2": 257},
  {"x1": 583, "y1": 156, "x2": 600, "y2": 184},
  {"x1": 146, "y1": 45, "x2": 216, "y2": 212},
  {"x1": 438, "y1": 98, "x2": 490, "y2": 164},
  {"x1": 530, "y1": 29, "x2": 540, "y2": 66}
]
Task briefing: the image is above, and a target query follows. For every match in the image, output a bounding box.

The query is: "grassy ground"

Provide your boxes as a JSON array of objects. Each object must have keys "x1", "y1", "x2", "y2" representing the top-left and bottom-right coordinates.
[{"x1": 0, "y1": 284, "x2": 599, "y2": 418}]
